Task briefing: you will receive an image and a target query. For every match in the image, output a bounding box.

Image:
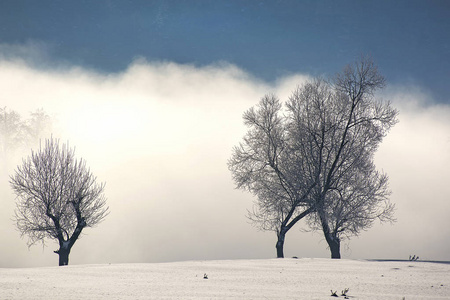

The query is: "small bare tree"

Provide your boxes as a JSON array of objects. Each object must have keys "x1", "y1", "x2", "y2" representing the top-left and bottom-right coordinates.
[{"x1": 10, "y1": 138, "x2": 108, "y2": 266}]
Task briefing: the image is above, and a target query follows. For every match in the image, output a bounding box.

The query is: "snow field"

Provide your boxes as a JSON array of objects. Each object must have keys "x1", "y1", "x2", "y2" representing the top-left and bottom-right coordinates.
[{"x1": 0, "y1": 258, "x2": 449, "y2": 299}]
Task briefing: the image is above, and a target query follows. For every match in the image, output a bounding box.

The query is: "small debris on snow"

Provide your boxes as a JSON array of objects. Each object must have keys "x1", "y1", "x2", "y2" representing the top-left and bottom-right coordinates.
[{"x1": 409, "y1": 255, "x2": 419, "y2": 261}]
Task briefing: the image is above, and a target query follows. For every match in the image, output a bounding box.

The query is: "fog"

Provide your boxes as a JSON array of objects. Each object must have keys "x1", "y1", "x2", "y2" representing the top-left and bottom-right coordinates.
[{"x1": 1, "y1": 56, "x2": 449, "y2": 267}]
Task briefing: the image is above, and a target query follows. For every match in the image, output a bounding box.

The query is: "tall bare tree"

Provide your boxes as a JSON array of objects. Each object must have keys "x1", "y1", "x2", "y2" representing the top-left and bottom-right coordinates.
[
  {"x1": 228, "y1": 95, "x2": 318, "y2": 258},
  {"x1": 288, "y1": 57, "x2": 398, "y2": 258},
  {"x1": 10, "y1": 138, "x2": 108, "y2": 266},
  {"x1": 229, "y1": 57, "x2": 398, "y2": 259}
]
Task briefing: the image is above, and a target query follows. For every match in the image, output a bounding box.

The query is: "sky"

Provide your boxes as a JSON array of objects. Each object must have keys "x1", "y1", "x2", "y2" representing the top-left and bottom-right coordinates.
[{"x1": 0, "y1": 0, "x2": 449, "y2": 267}]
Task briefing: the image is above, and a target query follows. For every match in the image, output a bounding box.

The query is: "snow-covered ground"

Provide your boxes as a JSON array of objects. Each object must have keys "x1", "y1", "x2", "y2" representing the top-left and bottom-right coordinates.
[{"x1": 1, "y1": 258, "x2": 449, "y2": 299}]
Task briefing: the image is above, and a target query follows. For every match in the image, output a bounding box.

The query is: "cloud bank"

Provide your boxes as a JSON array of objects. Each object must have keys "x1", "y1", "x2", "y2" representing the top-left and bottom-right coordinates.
[{"x1": 0, "y1": 48, "x2": 449, "y2": 267}]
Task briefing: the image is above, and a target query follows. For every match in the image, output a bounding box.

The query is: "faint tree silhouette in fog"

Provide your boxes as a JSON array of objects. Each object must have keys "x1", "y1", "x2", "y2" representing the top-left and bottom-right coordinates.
[
  {"x1": 229, "y1": 57, "x2": 398, "y2": 259},
  {"x1": 10, "y1": 138, "x2": 108, "y2": 266},
  {"x1": 25, "y1": 109, "x2": 53, "y2": 146},
  {"x1": 0, "y1": 108, "x2": 24, "y2": 156},
  {"x1": 0, "y1": 107, "x2": 52, "y2": 170}
]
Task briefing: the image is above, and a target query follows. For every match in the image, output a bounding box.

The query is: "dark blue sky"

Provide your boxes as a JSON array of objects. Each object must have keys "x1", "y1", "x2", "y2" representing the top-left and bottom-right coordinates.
[{"x1": 1, "y1": 0, "x2": 449, "y2": 102}]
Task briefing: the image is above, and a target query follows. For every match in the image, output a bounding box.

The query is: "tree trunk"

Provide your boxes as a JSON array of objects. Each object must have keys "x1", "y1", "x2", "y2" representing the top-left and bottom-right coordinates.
[
  {"x1": 319, "y1": 214, "x2": 341, "y2": 259},
  {"x1": 55, "y1": 241, "x2": 72, "y2": 266},
  {"x1": 276, "y1": 228, "x2": 287, "y2": 258},
  {"x1": 56, "y1": 247, "x2": 70, "y2": 266},
  {"x1": 327, "y1": 236, "x2": 341, "y2": 259},
  {"x1": 53, "y1": 216, "x2": 85, "y2": 266}
]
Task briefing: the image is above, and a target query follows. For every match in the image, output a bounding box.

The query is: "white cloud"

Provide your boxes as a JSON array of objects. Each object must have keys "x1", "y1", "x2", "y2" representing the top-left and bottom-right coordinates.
[
  {"x1": 0, "y1": 52, "x2": 449, "y2": 267},
  {"x1": 352, "y1": 88, "x2": 450, "y2": 260}
]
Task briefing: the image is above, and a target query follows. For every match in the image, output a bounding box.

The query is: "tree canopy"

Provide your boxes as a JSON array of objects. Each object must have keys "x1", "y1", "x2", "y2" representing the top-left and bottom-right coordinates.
[{"x1": 10, "y1": 138, "x2": 108, "y2": 265}]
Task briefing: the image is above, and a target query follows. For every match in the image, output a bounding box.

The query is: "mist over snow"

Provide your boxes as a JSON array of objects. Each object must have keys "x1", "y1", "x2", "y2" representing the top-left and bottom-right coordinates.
[{"x1": 0, "y1": 54, "x2": 449, "y2": 267}]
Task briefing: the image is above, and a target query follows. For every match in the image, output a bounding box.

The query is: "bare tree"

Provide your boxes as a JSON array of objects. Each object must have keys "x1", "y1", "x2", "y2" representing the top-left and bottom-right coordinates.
[
  {"x1": 229, "y1": 57, "x2": 398, "y2": 259},
  {"x1": 0, "y1": 107, "x2": 26, "y2": 158},
  {"x1": 25, "y1": 108, "x2": 53, "y2": 146},
  {"x1": 10, "y1": 138, "x2": 108, "y2": 266},
  {"x1": 288, "y1": 57, "x2": 398, "y2": 258},
  {"x1": 228, "y1": 95, "x2": 318, "y2": 258},
  {"x1": 1, "y1": 107, "x2": 52, "y2": 171}
]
